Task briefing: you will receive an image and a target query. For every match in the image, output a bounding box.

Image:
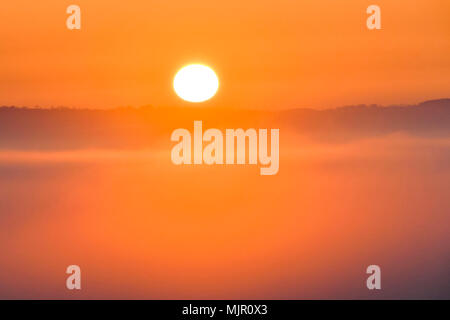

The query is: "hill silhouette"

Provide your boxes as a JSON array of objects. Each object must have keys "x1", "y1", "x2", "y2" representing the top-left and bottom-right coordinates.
[{"x1": 0, "y1": 99, "x2": 449, "y2": 150}]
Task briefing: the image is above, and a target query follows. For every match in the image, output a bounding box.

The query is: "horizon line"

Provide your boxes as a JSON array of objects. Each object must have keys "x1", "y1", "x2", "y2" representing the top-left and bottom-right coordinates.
[{"x1": 1, "y1": 98, "x2": 450, "y2": 112}]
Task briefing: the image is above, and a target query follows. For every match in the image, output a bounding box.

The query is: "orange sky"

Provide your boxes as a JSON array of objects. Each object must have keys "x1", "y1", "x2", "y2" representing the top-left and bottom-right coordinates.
[{"x1": 0, "y1": 0, "x2": 449, "y2": 109}]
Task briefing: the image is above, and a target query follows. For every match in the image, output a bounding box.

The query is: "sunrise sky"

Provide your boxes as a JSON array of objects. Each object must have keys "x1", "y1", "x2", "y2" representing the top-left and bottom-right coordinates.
[
  {"x1": 1, "y1": 0, "x2": 449, "y2": 109},
  {"x1": 1, "y1": 1, "x2": 450, "y2": 300}
]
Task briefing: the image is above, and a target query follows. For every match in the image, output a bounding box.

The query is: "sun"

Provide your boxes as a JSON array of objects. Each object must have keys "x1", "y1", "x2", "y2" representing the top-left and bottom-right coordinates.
[{"x1": 173, "y1": 64, "x2": 219, "y2": 103}]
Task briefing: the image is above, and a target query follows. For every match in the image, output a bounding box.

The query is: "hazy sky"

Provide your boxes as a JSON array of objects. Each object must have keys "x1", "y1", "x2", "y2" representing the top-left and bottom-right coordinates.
[{"x1": 1, "y1": 0, "x2": 449, "y2": 109}]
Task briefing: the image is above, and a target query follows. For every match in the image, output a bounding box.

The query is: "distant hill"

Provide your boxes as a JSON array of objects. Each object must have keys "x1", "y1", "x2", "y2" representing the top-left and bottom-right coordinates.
[
  {"x1": 0, "y1": 99, "x2": 449, "y2": 150},
  {"x1": 279, "y1": 98, "x2": 450, "y2": 142}
]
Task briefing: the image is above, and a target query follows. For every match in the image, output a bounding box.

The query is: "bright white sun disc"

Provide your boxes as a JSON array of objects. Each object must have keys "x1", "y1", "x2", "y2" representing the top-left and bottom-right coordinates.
[{"x1": 173, "y1": 64, "x2": 219, "y2": 103}]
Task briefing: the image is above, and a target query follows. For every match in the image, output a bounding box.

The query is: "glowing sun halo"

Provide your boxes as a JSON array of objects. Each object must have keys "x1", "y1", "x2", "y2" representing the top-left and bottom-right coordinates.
[{"x1": 173, "y1": 64, "x2": 219, "y2": 103}]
